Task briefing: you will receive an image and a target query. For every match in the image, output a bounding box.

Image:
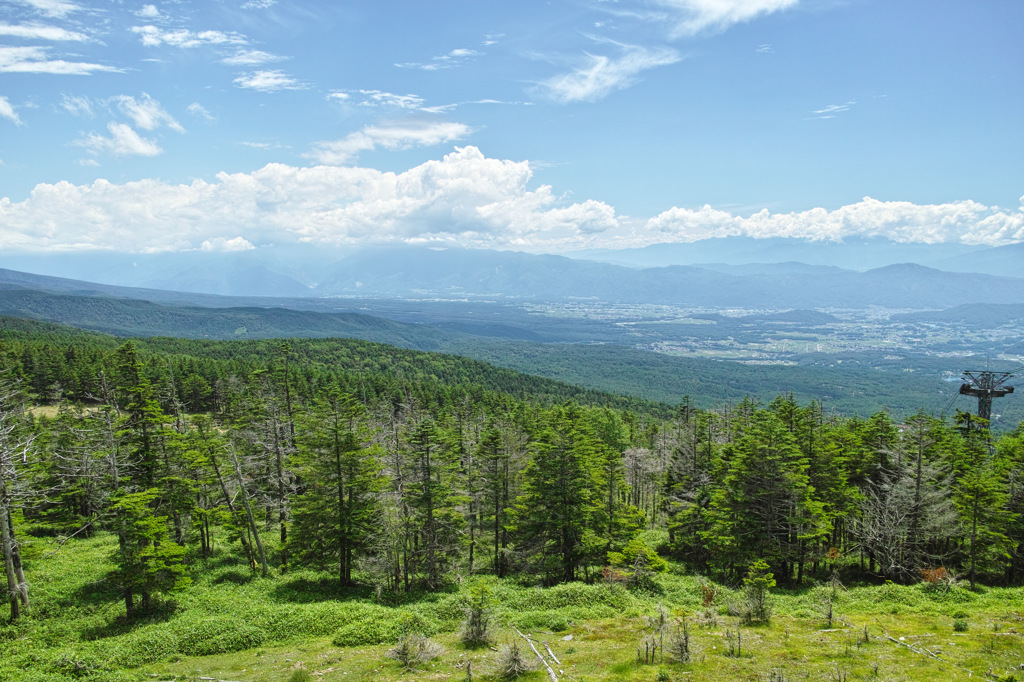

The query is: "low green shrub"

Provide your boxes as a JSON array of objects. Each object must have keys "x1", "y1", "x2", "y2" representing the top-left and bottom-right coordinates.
[
  {"x1": 510, "y1": 609, "x2": 570, "y2": 632},
  {"x1": 332, "y1": 618, "x2": 402, "y2": 647},
  {"x1": 108, "y1": 625, "x2": 178, "y2": 667},
  {"x1": 330, "y1": 607, "x2": 439, "y2": 647},
  {"x1": 171, "y1": 616, "x2": 267, "y2": 656},
  {"x1": 49, "y1": 649, "x2": 109, "y2": 678}
]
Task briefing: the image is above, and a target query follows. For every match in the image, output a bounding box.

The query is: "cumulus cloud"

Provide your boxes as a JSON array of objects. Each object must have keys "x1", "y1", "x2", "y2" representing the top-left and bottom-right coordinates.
[
  {"x1": 0, "y1": 23, "x2": 91, "y2": 41},
  {"x1": 221, "y1": 49, "x2": 286, "y2": 66},
  {"x1": 0, "y1": 96, "x2": 22, "y2": 125},
  {"x1": 111, "y1": 93, "x2": 184, "y2": 132},
  {"x1": 132, "y1": 25, "x2": 247, "y2": 48},
  {"x1": 200, "y1": 236, "x2": 255, "y2": 252},
  {"x1": 541, "y1": 44, "x2": 681, "y2": 103},
  {"x1": 135, "y1": 5, "x2": 161, "y2": 19},
  {"x1": 0, "y1": 146, "x2": 620, "y2": 252},
  {"x1": 74, "y1": 122, "x2": 162, "y2": 157},
  {"x1": 0, "y1": 45, "x2": 120, "y2": 74},
  {"x1": 652, "y1": 0, "x2": 799, "y2": 37},
  {"x1": 308, "y1": 120, "x2": 473, "y2": 165},
  {"x1": 645, "y1": 197, "x2": 1024, "y2": 246},
  {"x1": 2, "y1": 146, "x2": 1017, "y2": 254},
  {"x1": 233, "y1": 69, "x2": 305, "y2": 91}
]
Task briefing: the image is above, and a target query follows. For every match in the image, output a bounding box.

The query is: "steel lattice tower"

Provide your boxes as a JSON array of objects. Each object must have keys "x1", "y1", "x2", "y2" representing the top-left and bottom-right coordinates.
[{"x1": 959, "y1": 370, "x2": 1015, "y2": 422}]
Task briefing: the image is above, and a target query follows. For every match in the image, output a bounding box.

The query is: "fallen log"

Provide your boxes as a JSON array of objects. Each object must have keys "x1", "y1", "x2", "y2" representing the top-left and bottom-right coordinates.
[{"x1": 515, "y1": 628, "x2": 557, "y2": 682}]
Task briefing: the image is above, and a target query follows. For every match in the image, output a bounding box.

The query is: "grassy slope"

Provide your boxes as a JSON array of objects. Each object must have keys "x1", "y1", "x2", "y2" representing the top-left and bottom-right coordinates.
[{"x1": 4, "y1": 532, "x2": 1022, "y2": 682}]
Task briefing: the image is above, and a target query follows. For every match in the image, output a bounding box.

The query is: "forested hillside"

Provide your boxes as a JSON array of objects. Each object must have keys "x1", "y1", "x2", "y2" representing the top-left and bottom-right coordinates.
[{"x1": 1, "y1": 323, "x2": 1022, "y2": 680}]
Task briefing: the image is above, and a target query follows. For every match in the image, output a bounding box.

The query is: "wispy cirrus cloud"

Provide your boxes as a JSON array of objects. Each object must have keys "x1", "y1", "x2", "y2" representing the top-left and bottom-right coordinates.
[
  {"x1": 60, "y1": 93, "x2": 92, "y2": 116},
  {"x1": 233, "y1": 69, "x2": 306, "y2": 91},
  {"x1": 649, "y1": 0, "x2": 799, "y2": 37},
  {"x1": 540, "y1": 43, "x2": 681, "y2": 103},
  {"x1": 11, "y1": 0, "x2": 83, "y2": 19},
  {"x1": 328, "y1": 89, "x2": 425, "y2": 109},
  {"x1": 131, "y1": 25, "x2": 247, "y2": 48},
  {"x1": 111, "y1": 93, "x2": 184, "y2": 132},
  {"x1": 420, "y1": 99, "x2": 527, "y2": 114},
  {"x1": 0, "y1": 22, "x2": 91, "y2": 41},
  {"x1": 0, "y1": 45, "x2": 120, "y2": 74},
  {"x1": 0, "y1": 96, "x2": 22, "y2": 125},
  {"x1": 74, "y1": 122, "x2": 162, "y2": 157},
  {"x1": 187, "y1": 102, "x2": 214, "y2": 122},
  {"x1": 221, "y1": 49, "x2": 287, "y2": 66},
  {"x1": 240, "y1": 140, "x2": 289, "y2": 150},
  {"x1": 308, "y1": 120, "x2": 473, "y2": 165},
  {"x1": 396, "y1": 47, "x2": 481, "y2": 71},
  {"x1": 808, "y1": 100, "x2": 856, "y2": 119}
]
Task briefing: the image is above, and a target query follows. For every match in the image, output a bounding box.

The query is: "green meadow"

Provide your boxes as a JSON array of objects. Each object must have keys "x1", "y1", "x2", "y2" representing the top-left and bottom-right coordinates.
[{"x1": 4, "y1": 531, "x2": 1022, "y2": 682}]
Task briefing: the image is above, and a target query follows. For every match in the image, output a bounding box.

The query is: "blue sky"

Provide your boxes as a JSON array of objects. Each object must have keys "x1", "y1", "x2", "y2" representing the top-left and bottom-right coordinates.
[{"x1": 0, "y1": 0, "x2": 1022, "y2": 254}]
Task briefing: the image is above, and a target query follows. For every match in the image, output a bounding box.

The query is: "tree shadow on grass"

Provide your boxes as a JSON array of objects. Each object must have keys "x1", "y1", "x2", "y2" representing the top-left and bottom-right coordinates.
[
  {"x1": 211, "y1": 569, "x2": 255, "y2": 585},
  {"x1": 268, "y1": 575, "x2": 377, "y2": 603},
  {"x1": 80, "y1": 597, "x2": 178, "y2": 641}
]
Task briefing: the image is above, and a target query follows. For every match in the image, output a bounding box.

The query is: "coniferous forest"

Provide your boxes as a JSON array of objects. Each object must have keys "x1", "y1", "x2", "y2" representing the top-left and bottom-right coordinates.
[{"x1": 1, "y1": 318, "x2": 1023, "y2": 681}]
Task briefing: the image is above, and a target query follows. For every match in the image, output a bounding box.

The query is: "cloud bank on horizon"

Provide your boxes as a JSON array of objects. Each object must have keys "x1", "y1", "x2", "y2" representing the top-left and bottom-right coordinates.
[
  {"x1": 1, "y1": 146, "x2": 1020, "y2": 254},
  {"x1": 0, "y1": 0, "x2": 1021, "y2": 255}
]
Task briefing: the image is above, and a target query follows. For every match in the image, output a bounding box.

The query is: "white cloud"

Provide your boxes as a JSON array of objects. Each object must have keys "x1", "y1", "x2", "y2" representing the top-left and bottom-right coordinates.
[
  {"x1": 645, "y1": 197, "x2": 1024, "y2": 246},
  {"x1": 355, "y1": 90, "x2": 425, "y2": 109},
  {"x1": 60, "y1": 93, "x2": 92, "y2": 116},
  {"x1": 74, "y1": 122, "x2": 163, "y2": 157},
  {"x1": 809, "y1": 100, "x2": 857, "y2": 119},
  {"x1": 200, "y1": 236, "x2": 255, "y2": 252},
  {"x1": 0, "y1": 45, "x2": 121, "y2": 74},
  {"x1": 111, "y1": 93, "x2": 184, "y2": 132},
  {"x1": 652, "y1": 0, "x2": 799, "y2": 37},
  {"x1": 187, "y1": 102, "x2": 214, "y2": 122},
  {"x1": 241, "y1": 141, "x2": 288, "y2": 149},
  {"x1": 135, "y1": 5, "x2": 161, "y2": 19},
  {"x1": 308, "y1": 120, "x2": 472, "y2": 165},
  {"x1": 2, "y1": 147, "x2": 1018, "y2": 254},
  {"x1": 0, "y1": 97, "x2": 22, "y2": 125},
  {"x1": 396, "y1": 47, "x2": 481, "y2": 71},
  {"x1": 0, "y1": 146, "x2": 621, "y2": 252},
  {"x1": 0, "y1": 23, "x2": 91, "y2": 41},
  {"x1": 241, "y1": 0, "x2": 275, "y2": 8},
  {"x1": 541, "y1": 44, "x2": 681, "y2": 103},
  {"x1": 220, "y1": 49, "x2": 286, "y2": 66},
  {"x1": 131, "y1": 25, "x2": 247, "y2": 48},
  {"x1": 11, "y1": 0, "x2": 83, "y2": 19},
  {"x1": 329, "y1": 90, "x2": 426, "y2": 109},
  {"x1": 233, "y1": 69, "x2": 305, "y2": 91}
]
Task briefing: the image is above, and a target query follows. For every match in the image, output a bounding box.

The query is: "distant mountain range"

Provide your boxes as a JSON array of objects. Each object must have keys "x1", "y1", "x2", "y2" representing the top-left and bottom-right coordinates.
[
  {"x1": 0, "y1": 237, "x2": 1019, "y2": 302},
  {"x1": 567, "y1": 237, "x2": 1022, "y2": 276},
  {"x1": 2, "y1": 242, "x2": 1023, "y2": 309}
]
